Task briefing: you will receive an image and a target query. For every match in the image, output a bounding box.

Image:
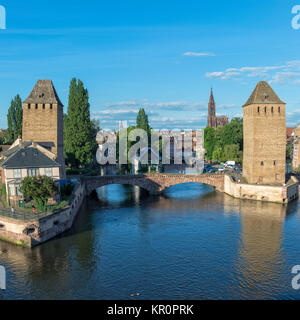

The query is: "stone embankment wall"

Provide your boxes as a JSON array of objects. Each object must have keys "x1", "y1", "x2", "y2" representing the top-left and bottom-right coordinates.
[
  {"x1": 0, "y1": 174, "x2": 299, "y2": 248},
  {"x1": 0, "y1": 183, "x2": 86, "y2": 248},
  {"x1": 224, "y1": 175, "x2": 299, "y2": 204}
]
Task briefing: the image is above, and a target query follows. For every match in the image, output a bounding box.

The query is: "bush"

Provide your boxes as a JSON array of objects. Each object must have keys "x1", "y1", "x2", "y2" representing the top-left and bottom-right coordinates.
[
  {"x1": 1, "y1": 184, "x2": 7, "y2": 206},
  {"x1": 46, "y1": 201, "x2": 69, "y2": 212},
  {"x1": 20, "y1": 176, "x2": 57, "y2": 206}
]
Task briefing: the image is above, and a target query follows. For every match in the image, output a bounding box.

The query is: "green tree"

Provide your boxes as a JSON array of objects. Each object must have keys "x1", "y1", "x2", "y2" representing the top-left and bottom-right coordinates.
[
  {"x1": 0, "y1": 131, "x2": 7, "y2": 145},
  {"x1": 64, "y1": 78, "x2": 96, "y2": 168},
  {"x1": 223, "y1": 144, "x2": 243, "y2": 163},
  {"x1": 206, "y1": 118, "x2": 243, "y2": 163},
  {"x1": 136, "y1": 108, "x2": 150, "y2": 133},
  {"x1": 212, "y1": 146, "x2": 224, "y2": 162},
  {"x1": 217, "y1": 118, "x2": 243, "y2": 149},
  {"x1": 204, "y1": 127, "x2": 216, "y2": 160},
  {"x1": 7, "y1": 95, "x2": 22, "y2": 144},
  {"x1": 287, "y1": 145, "x2": 292, "y2": 161},
  {"x1": 20, "y1": 176, "x2": 57, "y2": 207},
  {"x1": 15, "y1": 95, "x2": 23, "y2": 139}
]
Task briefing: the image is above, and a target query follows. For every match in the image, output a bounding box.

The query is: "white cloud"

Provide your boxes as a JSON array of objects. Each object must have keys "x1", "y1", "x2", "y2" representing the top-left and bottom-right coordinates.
[
  {"x1": 205, "y1": 61, "x2": 300, "y2": 84},
  {"x1": 143, "y1": 101, "x2": 206, "y2": 110},
  {"x1": 270, "y1": 72, "x2": 300, "y2": 84},
  {"x1": 96, "y1": 100, "x2": 207, "y2": 112},
  {"x1": 92, "y1": 109, "x2": 155, "y2": 121},
  {"x1": 104, "y1": 101, "x2": 138, "y2": 108},
  {"x1": 217, "y1": 104, "x2": 238, "y2": 109},
  {"x1": 183, "y1": 52, "x2": 215, "y2": 57},
  {"x1": 93, "y1": 109, "x2": 141, "y2": 115},
  {"x1": 150, "y1": 116, "x2": 207, "y2": 130},
  {"x1": 92, "y1": 103, "x2": 209, "y2": 129}
]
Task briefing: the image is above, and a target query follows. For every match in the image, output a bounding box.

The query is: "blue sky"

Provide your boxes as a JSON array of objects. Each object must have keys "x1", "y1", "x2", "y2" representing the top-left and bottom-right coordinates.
[{"x1": 0, "y1": 0, "x2": 300, "y2": 129}]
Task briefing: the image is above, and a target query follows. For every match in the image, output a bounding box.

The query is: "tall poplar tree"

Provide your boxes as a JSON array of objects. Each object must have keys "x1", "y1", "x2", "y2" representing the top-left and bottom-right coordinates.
[
  {"x1": 136, "y1": 108, "x2": 150, "y2": 133},
  {"x1": 14, "y1": 95, "x2": 23, "y2": 138},
  {"x1": 64, "y1": 78, "x2": 95, "y2": 168},
  {"x1": 7, "y1": 94, "x2": 22, "y2": 144}
]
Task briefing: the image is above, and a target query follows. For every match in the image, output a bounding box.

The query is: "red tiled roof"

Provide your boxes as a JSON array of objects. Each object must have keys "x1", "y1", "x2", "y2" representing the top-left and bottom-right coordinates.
[{"x1": 287, "y1": 127, "x2": 296, "y2": 137}]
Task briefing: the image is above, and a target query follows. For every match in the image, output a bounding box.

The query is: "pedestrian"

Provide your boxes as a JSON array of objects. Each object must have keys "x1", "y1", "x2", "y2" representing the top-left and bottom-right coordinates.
[
  {"x1": 32, "y1": 205, "x2": 35, "y2": 214},
  {"x1": 11, "y1": 207, "x2": 14, "y2": 214}
]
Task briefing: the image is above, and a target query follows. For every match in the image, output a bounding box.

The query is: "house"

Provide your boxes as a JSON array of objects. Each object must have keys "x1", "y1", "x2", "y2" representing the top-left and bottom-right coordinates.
[
  {"x1": 130, "y1": 147, "x2": 160, "y2": 174},
  {"x1": 0, "y1": 141, "x2": 61, "y2": 206},
  {"x1": 287, "y1": 127, "x2": 296, "y2": 139}
]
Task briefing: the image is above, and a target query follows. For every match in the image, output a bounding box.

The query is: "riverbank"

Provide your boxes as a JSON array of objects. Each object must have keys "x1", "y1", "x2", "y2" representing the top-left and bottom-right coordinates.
[
  {"x1": 0, "y1": 183, "x2": 85, "y2": 248},
  {"x1": 0, "y1": 173, "x2": 298, "y2": 248},
  {"x1": 223, "y1": 175, "x2": 299, "y2": 204}
]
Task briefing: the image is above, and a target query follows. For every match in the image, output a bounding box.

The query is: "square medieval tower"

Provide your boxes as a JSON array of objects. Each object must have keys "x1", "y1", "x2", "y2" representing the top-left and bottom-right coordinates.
[
  {"x1": 22, "y1": 80, "x2": 66, "y2": 178},
  {"x1": 243, "y1": 81, "x2": 286, "y2": 185}
]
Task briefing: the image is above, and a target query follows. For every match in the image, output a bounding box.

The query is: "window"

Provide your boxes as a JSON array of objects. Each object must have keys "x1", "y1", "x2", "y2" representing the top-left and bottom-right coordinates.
[
  {"x1": 28, "y1": 104, "x2": 31, "y2": 109},
  {"x1": 260, "y1": 161, "x2": 264, "y2": 166},
  {"x1": 27, "y1": 168, "x2": 39, "y2": 177},
  {"x1": 35, "y1": 104, "x2": 38, "y2": 110},
  {"x1": 43, "y1": 104, "x2": 45, "y2": 110},
  {"x1": 45, "y1": 168, "x2": 52, "y2": 177},
  {"x1": 257, "y1": 107, "x2": 260, "y2": 113},
  {"x1": 16, "y1": 186, "x2": 22, "y2": 196},
  {"x1": 50, "y1": 104, "x2": 53, "y2": 110},
  {"x1": 271, "y1": 107, "x2": 274, "y2": 113},
  {"x1": 278, "y1": 107, "x2": 280, "y2": 113},
  {"x1": 13, "y1": 169, "x2": 21, "y2": 178},
  {"x1": 9, "y1": 185, "x2": 15, "y2": 196},
  {"x1": 273, "y1": 161, "x2": 276, "y2": 166},
  {"x1": 264, "y1": 106, "x2": 267, "y2": 114}
]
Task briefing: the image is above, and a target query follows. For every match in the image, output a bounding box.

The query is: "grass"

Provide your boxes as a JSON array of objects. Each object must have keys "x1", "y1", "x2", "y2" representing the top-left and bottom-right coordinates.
[{"x1": 21, "y1": 200, "x2": 69, "y2": 213}]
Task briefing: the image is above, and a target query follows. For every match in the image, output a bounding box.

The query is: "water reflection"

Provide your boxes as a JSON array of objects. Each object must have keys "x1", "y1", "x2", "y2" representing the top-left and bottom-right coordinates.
[
  {"x1": 0, "y1": 183, "x2": 299, "y2": 299},
  {"x1": 235, "y1": 201, "x2": 287, "y2": 299}
]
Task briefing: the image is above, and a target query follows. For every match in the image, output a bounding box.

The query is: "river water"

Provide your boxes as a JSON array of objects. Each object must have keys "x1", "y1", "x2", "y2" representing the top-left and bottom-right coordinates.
[{"x1": 1, "y1": 183, "x2": 300, "y2": 300}]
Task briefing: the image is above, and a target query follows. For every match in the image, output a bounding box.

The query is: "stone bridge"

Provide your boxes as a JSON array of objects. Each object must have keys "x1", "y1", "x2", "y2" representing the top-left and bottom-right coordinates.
[{"x1": 82, "y1": 173, "x2": 225, "y2": 195}]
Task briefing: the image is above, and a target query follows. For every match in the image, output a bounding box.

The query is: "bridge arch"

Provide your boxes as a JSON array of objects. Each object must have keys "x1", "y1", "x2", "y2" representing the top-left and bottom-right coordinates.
[
  {"x1": 160, "y1": 181, "x2": 216, "y2": 192},
  {"x1": 82, "y1": 174, "x2": 225, "y2": 196},
  {"x1": 83, "y1": 175, "x2": 161, "y2": 195}
]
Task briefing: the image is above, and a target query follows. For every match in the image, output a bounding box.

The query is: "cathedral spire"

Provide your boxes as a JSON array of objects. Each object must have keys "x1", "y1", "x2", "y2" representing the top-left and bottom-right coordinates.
[{"x1": 207, "y1": 88, "x2": 217, "y2": 129}]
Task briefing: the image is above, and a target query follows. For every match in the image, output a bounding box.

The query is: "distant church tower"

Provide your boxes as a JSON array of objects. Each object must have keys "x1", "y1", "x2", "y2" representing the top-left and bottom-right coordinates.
[
  {"x1": 243, "y1": 81, "x2": 286, "y2": 185},
  {"x1": 23, "y1": 80, "x2": 66, "y2": 178},
  {"x1": 207, "y1": 88, "x2": 217, "y2": 129}
]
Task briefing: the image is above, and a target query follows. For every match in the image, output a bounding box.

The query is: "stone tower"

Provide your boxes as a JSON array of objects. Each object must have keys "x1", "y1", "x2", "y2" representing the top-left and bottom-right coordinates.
[
  {"x1": 243, "y1": 81, "x2": 286, "y2": 185},
  {"x1": 23, "y1": 80, "x2": 66, "y2": 178},
  {"x1": 207, "y1": 88, "x2": 217, "y2": 129}
]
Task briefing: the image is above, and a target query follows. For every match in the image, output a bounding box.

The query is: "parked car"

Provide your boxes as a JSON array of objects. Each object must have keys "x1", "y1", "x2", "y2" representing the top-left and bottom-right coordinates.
[{"x1": 224, "y1": 161, "x2": 236, "y2": 168}]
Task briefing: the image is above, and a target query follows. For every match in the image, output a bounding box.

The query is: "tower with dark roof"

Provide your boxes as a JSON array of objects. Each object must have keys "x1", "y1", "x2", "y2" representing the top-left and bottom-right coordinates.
[
  {"x1": 23, "y1": 80, "x2": 65, "y2": 178},
  {"x1": 243, "y1": 81, "x2": 286, "y2": 185},
  {"x1": 207, "y1": 88, "x2": 217, "y2": 129}
]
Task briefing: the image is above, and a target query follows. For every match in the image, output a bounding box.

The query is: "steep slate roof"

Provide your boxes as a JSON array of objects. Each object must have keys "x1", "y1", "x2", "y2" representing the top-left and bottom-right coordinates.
[
  {"x1": 244, "y1": 81, "x2": 285, "y2": 107},
  {"x1": 1, "y1": 141, "x2": 55, "y2": 158},
  {"x1": 0, "y1": 145, "x2": 11, "y2": 153},
  {"x1": 24, "y1": 80, "x2": 63, "y2": 105},
  {"x1": 1, "y1": 147, "x2": 61, "y2": 169}
]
